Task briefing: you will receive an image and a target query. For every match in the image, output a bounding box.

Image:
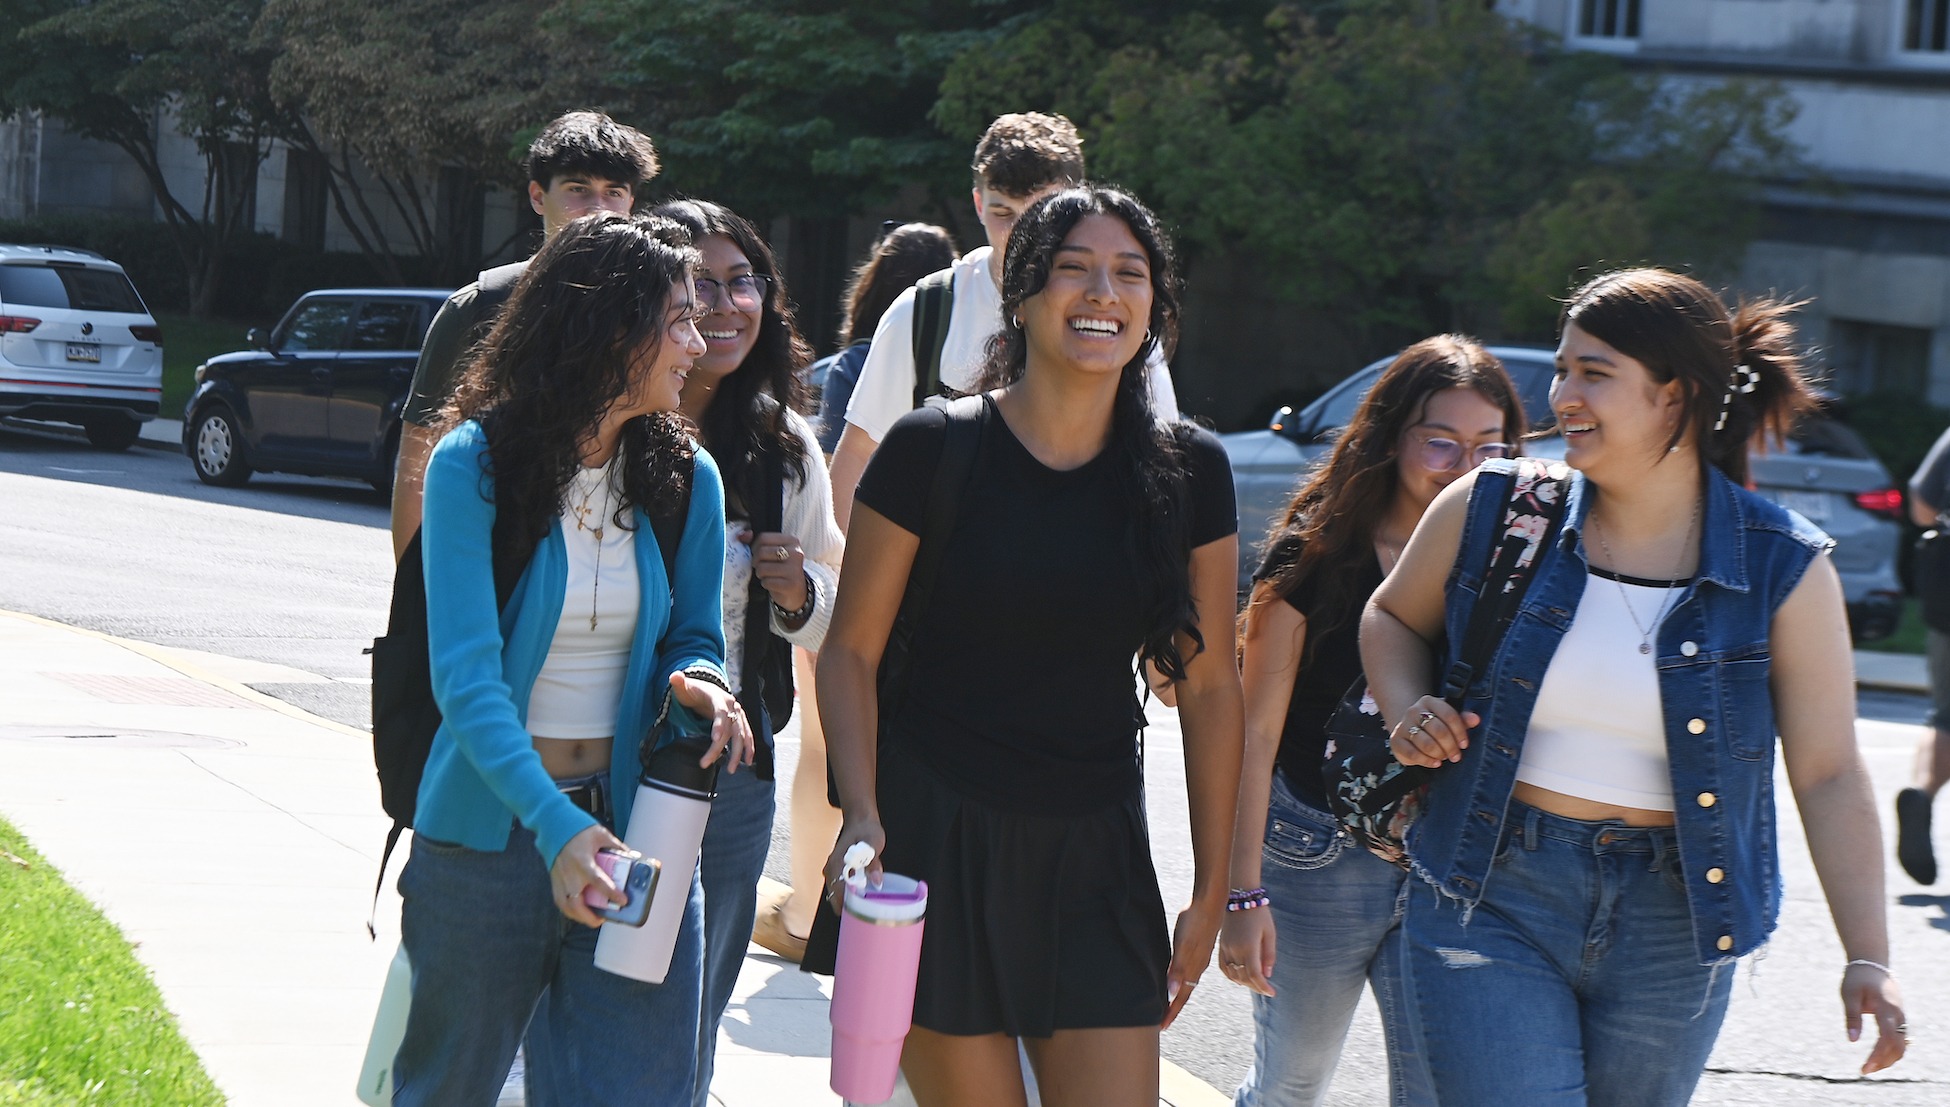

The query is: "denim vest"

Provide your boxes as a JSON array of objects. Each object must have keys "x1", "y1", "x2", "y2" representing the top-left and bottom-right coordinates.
[{"x1": 1405, "y1": 460, "x2": 1833, "y2": 964}]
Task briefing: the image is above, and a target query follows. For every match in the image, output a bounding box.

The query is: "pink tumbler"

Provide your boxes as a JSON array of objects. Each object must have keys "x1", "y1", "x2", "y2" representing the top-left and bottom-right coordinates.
[{"x1": 829, "y1": 844, "x2": 928, "y2": 1104}]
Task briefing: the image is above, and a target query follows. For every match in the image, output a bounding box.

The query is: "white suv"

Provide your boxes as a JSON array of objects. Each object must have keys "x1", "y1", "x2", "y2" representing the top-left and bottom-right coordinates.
[{"x1": 0, "y1": 243, "x2": 164, "y2": 450}]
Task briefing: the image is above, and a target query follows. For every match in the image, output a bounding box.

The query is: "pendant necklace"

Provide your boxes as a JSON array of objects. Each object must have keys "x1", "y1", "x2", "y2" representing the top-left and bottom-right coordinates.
[
  {"x1": 570, "y1": 465, "x2": 612, "y2": 630},
  {"x1": 1589, "y1": 496, "x2": 1700, "y2": 655}
]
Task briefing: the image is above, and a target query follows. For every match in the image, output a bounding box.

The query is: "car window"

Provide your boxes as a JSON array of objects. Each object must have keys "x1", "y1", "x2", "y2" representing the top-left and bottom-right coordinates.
[
  {"x1": 278, "y1": 300, "x2": 355, "y2": 351},
  {"x1": 1300, "y1": 351, "x2": 1560, "y2": 442},
  {"x1": 346, "y1": 300, "x2": 426, "y2": 351},
  {"x1": 1784, "y1": 414, "x2": 1876, "y2": 460},
  {"x1": 0, "y1": 263, "x2": 146, "y2": 313}
]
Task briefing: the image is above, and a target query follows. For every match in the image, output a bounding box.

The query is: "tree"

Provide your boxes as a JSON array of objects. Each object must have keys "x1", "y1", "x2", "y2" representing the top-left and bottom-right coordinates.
[
  {"x1": 934, "y1": 0, "x2": 1804, "y2": 347},
  {"x1": 0, "y1": 0, "x2": 291, "y2": 316},
  {"x1": 258, "y1": 0, "x2": 614, "y2": 284}
]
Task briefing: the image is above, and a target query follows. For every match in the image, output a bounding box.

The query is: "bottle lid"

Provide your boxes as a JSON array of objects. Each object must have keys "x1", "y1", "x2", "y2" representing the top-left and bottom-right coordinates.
[
  {"x1": 843, "y1": 873, "x2": 928, "y2": 923},
  {"x1": 640, "y1": 737, "x2": 720, "y2": 799}
]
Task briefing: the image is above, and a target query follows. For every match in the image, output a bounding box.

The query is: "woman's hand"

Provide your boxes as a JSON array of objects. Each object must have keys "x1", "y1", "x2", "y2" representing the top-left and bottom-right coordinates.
[
  {"x1": 1843, "y1": 963, "x2": 1908, "y2": 1074},
  {"x1": 821, "y1": 813, "x2": 887, "y2": 914},
  {"x1": 1218, "y1": 906, "x2": 1277, "y2": 998},
  {"x1": 669, "y1": 671, "x2": 753, "y2": 773},
  {"x1": 742, "y1": 529, "x2": 809, "y2": 616},
  {"x1": 550, "y1": 823, "x2": 628, "y2": 927},
  {"x1": 1162, "y1": 895, "x2": 1224, "y2": 1030},
  {"x1": 1387, "y1": 695, "x2": 1478, "y2": 768}
]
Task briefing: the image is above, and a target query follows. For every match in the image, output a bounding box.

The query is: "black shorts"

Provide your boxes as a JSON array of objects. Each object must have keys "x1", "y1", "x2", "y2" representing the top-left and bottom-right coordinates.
[{"x1": 805, "y1": 742, "x2": 1169, "y2": 1038}]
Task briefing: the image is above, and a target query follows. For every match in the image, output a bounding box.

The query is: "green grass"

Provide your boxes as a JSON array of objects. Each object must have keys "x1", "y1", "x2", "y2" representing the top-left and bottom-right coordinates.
[
  {"x1": 1875, "y1": 596, "x2": 1929, "y2": 657},
  {"x1": 153, "y1": 313, "x2": 252, "y2": 420},
  {"x1": 0, "y1": 816, "x2": 224, "y2": 1105}
]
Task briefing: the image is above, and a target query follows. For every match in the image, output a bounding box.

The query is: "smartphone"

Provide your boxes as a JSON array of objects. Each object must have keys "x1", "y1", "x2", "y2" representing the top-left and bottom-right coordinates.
[{"x1": 582, "y1": 848, "x2": 660, "y2": 927}]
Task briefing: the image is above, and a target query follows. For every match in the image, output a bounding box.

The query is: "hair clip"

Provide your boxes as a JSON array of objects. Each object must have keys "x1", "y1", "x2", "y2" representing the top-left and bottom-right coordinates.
[{"x1": 1714, "y1": 363, "x2": 1759, "y2": 432}]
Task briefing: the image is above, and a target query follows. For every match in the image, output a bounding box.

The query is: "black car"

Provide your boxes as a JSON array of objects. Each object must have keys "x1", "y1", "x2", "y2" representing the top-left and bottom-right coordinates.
[{"x1": 183, "y1": 288, "x2": 452, "y2": 492}]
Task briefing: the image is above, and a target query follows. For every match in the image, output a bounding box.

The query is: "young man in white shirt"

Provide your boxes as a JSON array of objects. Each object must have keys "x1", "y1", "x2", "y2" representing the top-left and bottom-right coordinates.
[{"x1": 828, "y1": 111, "x2": 1179, "y2": 528}]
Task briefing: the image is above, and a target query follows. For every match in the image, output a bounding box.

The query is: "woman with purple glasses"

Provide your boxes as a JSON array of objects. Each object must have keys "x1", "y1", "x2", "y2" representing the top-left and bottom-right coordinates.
[{"x1": 1221, "y1": 336, "x2": 1524, "y2": 1107}]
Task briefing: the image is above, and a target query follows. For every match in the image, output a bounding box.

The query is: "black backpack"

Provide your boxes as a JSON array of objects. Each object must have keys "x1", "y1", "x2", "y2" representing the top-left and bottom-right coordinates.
[
  {"x1": 909, "y1": 268, "x2": 955, "y2": 409},
  {"x1": 366, "y1": 451, "x2": 691, "y2": 931}
]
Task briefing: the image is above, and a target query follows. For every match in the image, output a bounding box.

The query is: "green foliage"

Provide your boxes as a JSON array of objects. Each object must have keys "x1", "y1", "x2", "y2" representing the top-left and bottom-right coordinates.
[
  {"x1": 1844, "y1": 391, "x2": 1950, "y2": 486},
  {"x1": 575, "y1": 0, "x2": 1024, "y2": 220},
  {"x1": 0, "y1": 817, "x2": 225, "y2": 1105},
  {"x1": 936, "y1": 0, "x2": 1802, "y2": 346}
]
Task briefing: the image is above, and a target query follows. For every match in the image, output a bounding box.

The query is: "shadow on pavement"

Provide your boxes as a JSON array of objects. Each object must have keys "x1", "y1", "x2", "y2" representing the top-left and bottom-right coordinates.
[{"x1": 1, "y1": 421, "x2": 389, "y2": 529}]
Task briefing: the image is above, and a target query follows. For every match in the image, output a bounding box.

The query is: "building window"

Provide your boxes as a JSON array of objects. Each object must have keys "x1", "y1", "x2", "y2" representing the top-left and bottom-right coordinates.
[
  {"x1": 1905, "y1": 0, "x2": 1950, "y2": 52},
  {"x1": 1577, "y1": 0, "x2": 1641, "y2": 40},
  {"x1": 1826, "y1": 319, "x2": 1933, "y2": 397}
]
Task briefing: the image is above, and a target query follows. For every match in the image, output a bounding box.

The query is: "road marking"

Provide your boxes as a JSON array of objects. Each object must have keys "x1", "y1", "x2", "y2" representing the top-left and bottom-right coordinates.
[{"x1": 46, "y1": 466, "x2": 123, "y2": 475}]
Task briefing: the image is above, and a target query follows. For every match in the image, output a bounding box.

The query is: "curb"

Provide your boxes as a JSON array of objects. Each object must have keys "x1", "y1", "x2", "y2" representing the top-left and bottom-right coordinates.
[
  {"x1": 2, "y1": 415, "x2": 181, "y2": 454},
  {"x1": 0, "y1": 608, "x2": 367, "y2": 739}
]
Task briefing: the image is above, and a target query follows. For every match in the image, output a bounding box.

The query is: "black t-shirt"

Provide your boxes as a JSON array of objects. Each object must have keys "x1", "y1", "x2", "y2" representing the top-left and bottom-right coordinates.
[
  {"x1": 1255, "y1": 542, "x2": 1385, "y2": 812},
  {"x1": 856, "y1": 398, "x2": 1237, "y2": 813}
]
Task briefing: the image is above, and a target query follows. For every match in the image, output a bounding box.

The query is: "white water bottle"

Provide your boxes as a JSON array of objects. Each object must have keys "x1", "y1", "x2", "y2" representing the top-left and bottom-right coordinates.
[{"x1": 594, "y1": 734, "x2": 719, "y2": 982}]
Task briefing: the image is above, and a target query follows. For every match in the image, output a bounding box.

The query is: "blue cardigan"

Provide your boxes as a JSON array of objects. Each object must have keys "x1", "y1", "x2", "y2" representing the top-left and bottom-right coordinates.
[{"x1": 416, "y1": 420, "x2": 729, "y2": 868}]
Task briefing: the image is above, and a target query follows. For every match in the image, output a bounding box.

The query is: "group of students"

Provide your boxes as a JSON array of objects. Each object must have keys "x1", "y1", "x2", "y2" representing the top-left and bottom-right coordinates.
[{"x1": 379, "y1": 107, "x2": 1908, "y2": 1106}]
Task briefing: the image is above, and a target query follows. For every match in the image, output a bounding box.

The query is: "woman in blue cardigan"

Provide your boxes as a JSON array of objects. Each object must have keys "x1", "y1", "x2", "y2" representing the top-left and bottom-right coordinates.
[{"x1": 391, "y1": 212, "x2": 753, "y2": 1104}]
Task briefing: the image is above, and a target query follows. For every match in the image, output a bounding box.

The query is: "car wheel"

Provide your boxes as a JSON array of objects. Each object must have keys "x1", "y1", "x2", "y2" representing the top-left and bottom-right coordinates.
[
  {"x1": 191, "y1": 406, "x2": 252, "y2": 486},
  {"x1": 369, "y1": 426, "x2": 399, "y2": 496},
  {"x1": 83, "y1": 416, "x2": 141, "y2": 452}
]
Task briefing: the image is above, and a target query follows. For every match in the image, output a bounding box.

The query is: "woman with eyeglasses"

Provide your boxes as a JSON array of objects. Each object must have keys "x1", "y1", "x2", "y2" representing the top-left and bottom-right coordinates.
[
  {"x1": 1220, "y1": 336, "x2": 1523, "y2": 1107},
  {"x1": 647, "y1": 199, "x2": 844, "y2": 1106},
  {"x1": 1365, "y1": 270, "x2": 1906, "y2": 1103}
]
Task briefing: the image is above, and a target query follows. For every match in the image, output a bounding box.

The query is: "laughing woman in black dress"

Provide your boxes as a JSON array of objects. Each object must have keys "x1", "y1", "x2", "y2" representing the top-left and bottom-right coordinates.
[{"x1": 812, "y1": 186, "x2": 1244, "y2": 1107}]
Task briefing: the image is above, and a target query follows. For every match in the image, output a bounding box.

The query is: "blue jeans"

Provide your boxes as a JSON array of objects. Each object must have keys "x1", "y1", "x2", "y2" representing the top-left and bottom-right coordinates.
[
  {"x1": 1401, "y1": 801, "x2": 1733, "y2": 1107},
  {"x1": 1234, "y1": 772, "x2": 1432, "y2": 1107},
  {"x1": 693, "y1": 760, "x2": 777, "y2": 1106},
  {"x1": 392, "y1": 824, "x2": 704, "y2": 1106}
]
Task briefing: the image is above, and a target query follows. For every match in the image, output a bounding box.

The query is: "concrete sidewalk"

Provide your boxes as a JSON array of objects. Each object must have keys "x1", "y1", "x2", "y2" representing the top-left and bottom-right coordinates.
[{"x1": 0, "y1": 609, "x2": 1222, "y2": 1106}]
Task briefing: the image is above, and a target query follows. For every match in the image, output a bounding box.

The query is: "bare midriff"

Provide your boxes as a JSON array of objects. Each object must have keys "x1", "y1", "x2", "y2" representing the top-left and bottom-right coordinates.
[
  {"x1": 533, "y1": 736, "x2": 613, "y2": 779},
  {"x1": 1512, "y1": 781, "x2": 1675, "y2": 828}
]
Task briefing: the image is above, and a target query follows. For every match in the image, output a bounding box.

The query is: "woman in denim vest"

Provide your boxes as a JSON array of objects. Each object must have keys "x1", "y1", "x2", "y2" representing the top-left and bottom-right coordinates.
[
  {"x1": 1220, "y1": 336, "x2": 1523, "y2": 1107},
  {"x1": 1362, "y1": 269, "x2": 1907, "y2": 1104}
]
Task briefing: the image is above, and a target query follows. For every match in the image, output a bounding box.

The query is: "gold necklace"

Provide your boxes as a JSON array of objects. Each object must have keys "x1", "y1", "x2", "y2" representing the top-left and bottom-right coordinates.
[
  {"x1": 570, "y1": 467, "x2": 611, "y2": 630},
  {"x1": 1589, "y1": 497, "x2": 1700, "y2": 655}
]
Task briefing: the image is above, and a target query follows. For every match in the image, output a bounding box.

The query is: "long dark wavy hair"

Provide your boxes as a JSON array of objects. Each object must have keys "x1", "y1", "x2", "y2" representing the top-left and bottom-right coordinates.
[
  {"x1": 1562, "y1": 268, "x2": 1818, "y2": 485},
  {"x1": 436, "y1": 212, "x2": 698, "y2": 576},
  {"x1": 973, "y1": 185, "x2": 1201, "y2": 680},
  {"x1": 837, "y1": 223, "x2": 958, "y2": 346},
  {"x1": 651, "y1": 198, "x2": 813, "y2": 517},
  {"x1": 1251, "y1": 336, "x2": 1526, "y2": 659}
]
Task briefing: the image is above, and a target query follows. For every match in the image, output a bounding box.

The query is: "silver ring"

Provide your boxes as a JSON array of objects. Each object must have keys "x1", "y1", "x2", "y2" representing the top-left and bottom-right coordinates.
[
  {"x1": 1418, "y1": 710, "x2": 1436, "y2": 723},
  {"x1": 1225, "y1": 961, "x2": 1245, "y2": 971},
  {"x1": 1406, "y1": 725, "x2": 1423, "y2": 736}
]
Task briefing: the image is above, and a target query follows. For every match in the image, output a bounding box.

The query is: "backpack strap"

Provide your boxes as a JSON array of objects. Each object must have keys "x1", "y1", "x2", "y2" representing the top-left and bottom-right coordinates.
[
  {"x1": 1441, "y1": 460, "x2": 1570, "y2": 700},
  {"x1": 909, "y1": 269, "x2": 955, "y2": 410},
  {"x1": 739, "y1": 440, "x2": 791, "y2": 776}
]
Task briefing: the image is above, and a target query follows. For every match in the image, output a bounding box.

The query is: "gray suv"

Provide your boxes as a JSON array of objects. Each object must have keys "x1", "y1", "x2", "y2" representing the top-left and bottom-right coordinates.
[
  {"x1": 1218, "y1": 347, "x2": 1905, "y2": 642},
  {"x1": 0, "y1": 243, "x2": 163, "y2": 449}
]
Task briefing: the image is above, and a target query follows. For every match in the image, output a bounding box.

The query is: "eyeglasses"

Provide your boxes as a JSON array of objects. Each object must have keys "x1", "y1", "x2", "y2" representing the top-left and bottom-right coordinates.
[
  {"x1": 695, "y1": 273, "x2": 773, "y2": 311},
  {"x1": 1413, "y1": 435, "x2": 1512, "y2": 472}
]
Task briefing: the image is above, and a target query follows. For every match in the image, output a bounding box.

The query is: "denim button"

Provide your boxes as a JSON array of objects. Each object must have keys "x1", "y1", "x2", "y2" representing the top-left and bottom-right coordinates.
[
  {"x1": 1706, "y1": 867, "x2": 1726, "y2": 884},
  {"x1": 1681, "y1": 641, "x2": 1699, "y2": 657},
  {"x1": 1717, "y1": 934, "x2": 1734, "y2": 951},
  {"x1": 1687, "y1": 718, "x2": 1707, "y2": 734},
  {"x1": 1697, "y1": 791, "x2": 1716, "y2": 808}
]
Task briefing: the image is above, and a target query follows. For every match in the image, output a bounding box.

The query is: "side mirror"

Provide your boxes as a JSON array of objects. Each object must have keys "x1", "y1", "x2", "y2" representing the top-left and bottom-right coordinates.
[
  {"x1": 1267, "y1": 405, "x2": 1295, "y2": 433},
  {"x1": 246, "y1": 327, "x2": 267, "y2": 350}
]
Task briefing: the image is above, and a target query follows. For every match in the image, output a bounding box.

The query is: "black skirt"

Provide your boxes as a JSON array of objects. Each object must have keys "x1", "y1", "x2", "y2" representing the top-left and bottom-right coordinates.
[{"x1": 804, "y1": 741, "x2": 1169, "y2": 1038}]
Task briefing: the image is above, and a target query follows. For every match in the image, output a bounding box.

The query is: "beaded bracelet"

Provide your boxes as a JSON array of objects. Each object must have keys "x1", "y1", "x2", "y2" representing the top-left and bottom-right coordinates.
[{"x1": 1226, "y1": 887, "x2": 1271, "y2": 912}]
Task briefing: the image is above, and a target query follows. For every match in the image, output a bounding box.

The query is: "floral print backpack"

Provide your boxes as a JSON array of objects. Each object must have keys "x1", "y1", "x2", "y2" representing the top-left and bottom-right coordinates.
[{"x1": 1322, "y1": 458, "x2": 1569, "y2": 866}]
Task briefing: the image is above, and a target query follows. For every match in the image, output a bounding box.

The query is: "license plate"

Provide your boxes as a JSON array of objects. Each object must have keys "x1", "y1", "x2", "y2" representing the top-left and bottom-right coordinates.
[
  {"x1": 1771, "y1": 489, "x2": 1831, "y2": 523},
  {"x1": 65, "y1": 343, "x2": 100, "y2": 363}
]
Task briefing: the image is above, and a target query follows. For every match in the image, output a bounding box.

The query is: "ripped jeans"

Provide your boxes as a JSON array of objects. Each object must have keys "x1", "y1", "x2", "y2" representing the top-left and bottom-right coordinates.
[{"x1": 1400, "y1": 801, "x2": 1732, "y2": 1107}]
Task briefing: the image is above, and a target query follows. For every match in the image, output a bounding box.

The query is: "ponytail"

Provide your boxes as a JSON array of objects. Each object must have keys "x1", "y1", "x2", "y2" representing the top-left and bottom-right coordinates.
[{"x1": 1563, "y1": 269, "x2": 1821, "y2": 485}]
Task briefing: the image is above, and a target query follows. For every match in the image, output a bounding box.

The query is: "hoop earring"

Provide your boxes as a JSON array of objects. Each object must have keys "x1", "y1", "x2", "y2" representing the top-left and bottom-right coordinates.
[
  {"x1": 1011, "y1": 313, "x2": 1022, "y2": 330},
  {"x1": 1143, "y1": 328, "x2": 1154, "y2": 346}
]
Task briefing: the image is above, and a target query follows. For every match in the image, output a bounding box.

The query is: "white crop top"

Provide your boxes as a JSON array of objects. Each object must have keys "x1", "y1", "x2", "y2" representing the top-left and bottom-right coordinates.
[
  {"x1": 527, "y1": 461, "x2": 640, "y2": 739},
  {"x1": 1515, "y1": 568, "x2": 1681, "y2": 812}
]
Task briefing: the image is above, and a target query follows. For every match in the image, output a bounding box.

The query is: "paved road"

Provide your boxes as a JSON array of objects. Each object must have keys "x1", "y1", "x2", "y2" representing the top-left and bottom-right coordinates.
[{"x1": 3, "y1": 420, "x2": 1945, "y2": 1103}]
